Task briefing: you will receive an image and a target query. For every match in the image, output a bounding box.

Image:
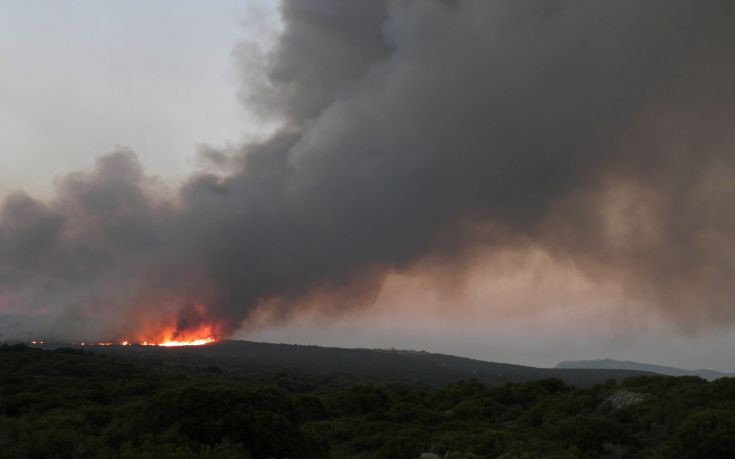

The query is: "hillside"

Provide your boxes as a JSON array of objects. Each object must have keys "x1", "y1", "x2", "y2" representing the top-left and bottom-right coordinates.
[
  {"x1": 556, "y1": 358, "x2": 735, "y2": 381},
  {"x1": 89, "y1": 339, "x2": 649, "y2": 388}
]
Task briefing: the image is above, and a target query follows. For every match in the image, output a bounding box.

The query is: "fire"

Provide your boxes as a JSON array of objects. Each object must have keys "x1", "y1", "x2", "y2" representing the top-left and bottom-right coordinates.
[
  {"x1": 121, "y1": 322, "x2": 218, "y2": 347},
  {"x1": 144, "y1": 337, "x2": 216, "y2": 347}
]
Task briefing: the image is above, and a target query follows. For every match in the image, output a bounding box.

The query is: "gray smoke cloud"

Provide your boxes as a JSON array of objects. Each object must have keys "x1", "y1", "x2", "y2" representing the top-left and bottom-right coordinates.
[{"x1": 1, "y1": 0, "x2": 735, "y2": 340}]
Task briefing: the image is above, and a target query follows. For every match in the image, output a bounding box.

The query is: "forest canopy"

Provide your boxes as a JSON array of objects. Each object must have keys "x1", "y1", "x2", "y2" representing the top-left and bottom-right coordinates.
[{"x1": 2, "y1": 344, "x2": 735, "y2": 458}]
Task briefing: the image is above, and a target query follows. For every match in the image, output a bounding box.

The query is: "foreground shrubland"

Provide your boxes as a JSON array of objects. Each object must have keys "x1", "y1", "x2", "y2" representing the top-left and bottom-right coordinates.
[{"x1": 1, "y1": 344, "x2": 734, "y2": 458}]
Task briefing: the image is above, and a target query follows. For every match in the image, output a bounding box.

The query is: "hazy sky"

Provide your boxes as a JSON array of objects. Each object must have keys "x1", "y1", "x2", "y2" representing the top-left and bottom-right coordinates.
[
  {"x1": 242, "y1": 251, "x2": 735, "y2": 372},
  {"x1": 0, "y1": 0, "x2": 279, "y2": 198},
  {"x1": 2, "y1": 1, "x2": 734, "y2": 373}
]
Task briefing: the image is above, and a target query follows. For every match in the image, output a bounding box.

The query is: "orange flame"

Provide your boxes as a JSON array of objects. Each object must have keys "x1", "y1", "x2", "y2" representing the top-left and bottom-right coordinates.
[
  {"x1": 121, "y1": 322, "x2": 218, "y2": 347},
  {"x1": 143, "y1": 337, "x2": 216, "y2": 347}
]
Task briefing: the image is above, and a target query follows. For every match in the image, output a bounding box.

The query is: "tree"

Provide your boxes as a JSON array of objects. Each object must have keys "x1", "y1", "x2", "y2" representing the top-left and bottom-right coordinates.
[{"x1": 665, "y1": 409, "x2": 735, "y2": 458}]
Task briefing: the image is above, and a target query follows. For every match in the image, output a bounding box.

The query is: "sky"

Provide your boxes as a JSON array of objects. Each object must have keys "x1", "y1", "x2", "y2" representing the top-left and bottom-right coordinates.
[
  {"x1": 242, "y1": 251, "x2": 735, "y2": 371},
  {"x1": 0, "y1": 0, "x2": 279, "y2": 197},
  {"x1": 1, "y1": 0, "x2": 735, "y2": 372}
]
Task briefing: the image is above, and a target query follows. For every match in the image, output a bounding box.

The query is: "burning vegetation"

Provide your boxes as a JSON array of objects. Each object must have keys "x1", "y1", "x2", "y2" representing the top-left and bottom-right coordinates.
[{"x1": 121, "y1": 321, "x2": 219, "y2": 347}]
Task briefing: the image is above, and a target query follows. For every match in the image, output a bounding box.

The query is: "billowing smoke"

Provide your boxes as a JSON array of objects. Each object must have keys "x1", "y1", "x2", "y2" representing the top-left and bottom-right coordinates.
[{"x1": 1, "y1": 0, "x2": 735, "y2": 340}]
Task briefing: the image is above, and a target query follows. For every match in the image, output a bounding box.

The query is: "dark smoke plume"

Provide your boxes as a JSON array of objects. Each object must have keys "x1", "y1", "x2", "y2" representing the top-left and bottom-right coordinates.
[{"x1": 2, "y1": 0, "x2": 735, "y2": 339}]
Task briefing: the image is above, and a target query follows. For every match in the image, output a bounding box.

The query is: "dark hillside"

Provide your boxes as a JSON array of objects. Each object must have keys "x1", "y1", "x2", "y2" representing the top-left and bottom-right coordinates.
[
  {"x1": 91, "y1": 340, "x2": 649, "y2": 388},
  {"x1": 557, "y1": 358, "x2": 735, "y2": 381}
]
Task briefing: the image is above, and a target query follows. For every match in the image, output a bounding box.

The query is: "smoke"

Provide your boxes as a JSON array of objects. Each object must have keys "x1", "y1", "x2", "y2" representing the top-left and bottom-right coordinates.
[{"x1": 1, "y1": 0, "x2": 735, "y2": 340}]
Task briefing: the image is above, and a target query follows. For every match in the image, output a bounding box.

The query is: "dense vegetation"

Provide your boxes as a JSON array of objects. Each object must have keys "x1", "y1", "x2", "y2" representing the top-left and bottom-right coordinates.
[{"x1": 1, "y1": 344, "x2": 735, "y2": 458}]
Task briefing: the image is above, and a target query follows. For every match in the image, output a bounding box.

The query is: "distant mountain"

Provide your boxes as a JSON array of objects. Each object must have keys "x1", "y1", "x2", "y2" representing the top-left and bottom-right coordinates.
[
  {"x1": 556, "y1": 358, "x2": 735, "y2": 381},
  {"x1": 89, "y1": 339, "x2": 649, "y2": 388}
]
